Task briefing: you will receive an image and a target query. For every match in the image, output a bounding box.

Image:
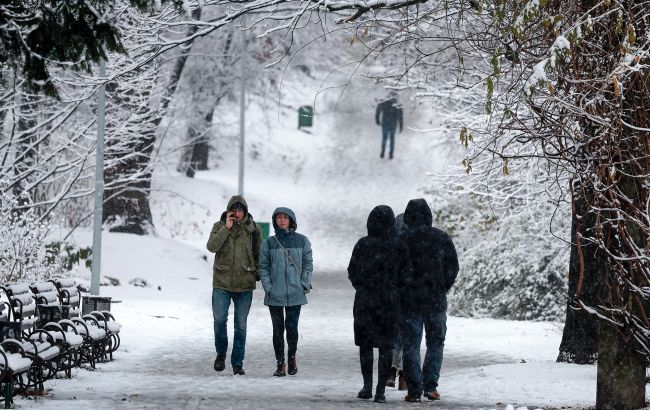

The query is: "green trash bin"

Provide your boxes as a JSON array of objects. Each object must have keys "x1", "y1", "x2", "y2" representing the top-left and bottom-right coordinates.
[
  {"x1": 298, "y1": 105, "x2": 313, "y2": 128},
  {"x1": 258, "y1": 222, "x2": 270, "y2": 240}
]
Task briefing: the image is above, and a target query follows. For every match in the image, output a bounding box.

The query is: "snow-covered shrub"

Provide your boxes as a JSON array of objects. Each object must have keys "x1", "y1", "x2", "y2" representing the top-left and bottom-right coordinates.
[
  {"x1": 0, "y1": 188, "x2": 92, "y2": 283},
  {"x1": 445, "y1": 206, "x2": 569, "y2": 321},
  {"x1": 0, "y1": 190, "x2": 54, "y2": 282},
  {"x1": 430, "y1": 158, "x2": 570, "y2": 321}
]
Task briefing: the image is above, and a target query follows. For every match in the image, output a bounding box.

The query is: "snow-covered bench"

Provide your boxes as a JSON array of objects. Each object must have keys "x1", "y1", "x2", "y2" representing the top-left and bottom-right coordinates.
[
  {"x1": 30, "y1": 282, "x2": 87, "y2": 376},
  {"x1": 50, "y1": 279, "x2": 121, "y2": 363},
  {"x1": 0, "y1": 283, "x2": 63, "y2": 393},
  {"x1": 0, "y1": 307, "x2": 33, "y2": 408}
]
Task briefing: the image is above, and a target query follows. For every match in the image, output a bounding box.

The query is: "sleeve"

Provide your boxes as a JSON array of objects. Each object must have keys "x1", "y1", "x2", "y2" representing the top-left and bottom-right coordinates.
[
  {"x1": 443, "y1": 234, "x2": 459, "y2": 292},
  {"x1": 254, "y1": 224, "x2": 263, "y2": 279},
  {"x1": 259, "y1": 239, "x2": 272, "y2": 293},
  {"x1": 375, "y1": 103, "x2": 382, "y2": 125},
  {"x1": 398, "y1": 107, "x2": 403, "y2": 131},
  {"x1": 206, "y1": 222, "x2": 229, "y2": 253},
  {"x1": 300, "y1": 237, "x2": 313, "y2": 290},
  {"x1": 347, "y1": 241, "x2": 364, "y2": 289}
]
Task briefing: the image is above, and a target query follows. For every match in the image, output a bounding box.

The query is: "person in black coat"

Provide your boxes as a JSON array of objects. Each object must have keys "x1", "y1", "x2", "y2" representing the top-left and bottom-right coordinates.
[
  {"x1": 399, "y1": 198, "x2": 459, "y2": 402},
  {"x1": 375, "y1": 95, "x2": 403, "y2": 159},
  {"x1": 348, "y1": 205, "x2": 412, "y2": 403}
]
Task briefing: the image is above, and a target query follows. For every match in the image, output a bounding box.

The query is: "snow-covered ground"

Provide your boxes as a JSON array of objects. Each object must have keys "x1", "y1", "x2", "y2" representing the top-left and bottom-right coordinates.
[{"x1": 17, "y1": 73, "x2": 639, "y2": 409}]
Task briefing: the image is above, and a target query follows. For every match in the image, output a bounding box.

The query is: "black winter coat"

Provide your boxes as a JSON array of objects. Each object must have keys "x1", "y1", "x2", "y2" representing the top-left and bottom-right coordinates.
[
  {"x1": 399, "y1": 199, "x2": 459, "y2": 314},
  {"x1": 348, "y1": 205, "x2": 412, "y2": 348}
]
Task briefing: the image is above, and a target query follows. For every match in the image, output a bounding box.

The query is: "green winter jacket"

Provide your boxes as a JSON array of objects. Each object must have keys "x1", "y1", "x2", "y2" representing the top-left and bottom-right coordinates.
[{"x1": 206, "y1": 196, "x2": 263, "y2": 292}]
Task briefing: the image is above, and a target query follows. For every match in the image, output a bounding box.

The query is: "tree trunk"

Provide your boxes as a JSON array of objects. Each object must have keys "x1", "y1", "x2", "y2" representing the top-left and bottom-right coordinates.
[
  {"x1": 596, "y1": 322, "x2": 645, "y2": 410},
  {"x1": 103, "y1": 7, "x2": 202, "y2": 233},
  {"x1": 596, "y1": 45, "x2": 649, "y2": 409},
  {"x1": 103, "y1": 117, "x2": 155, "y2": 235},
  {"x1": 183, "y1": 98, "x2": 217, "y2": 177},
  {"x1": 557, "y1": 185, "x2": 600, "y2": 364},
  {"x1": 178, "y1": 30, "x2": 234, "y2": 176}
]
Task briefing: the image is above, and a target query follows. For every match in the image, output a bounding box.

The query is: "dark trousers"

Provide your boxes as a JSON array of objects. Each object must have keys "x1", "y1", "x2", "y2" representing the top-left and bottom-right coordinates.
[
  {"x1": 269, "y1": 305, "x2": 301, "y2": 364},
  {"x1": 359, "y1": 345, "x2": 393, "y2": 395},
  {"x1": 401, "y1": 311, "x2": 447, "y2": 398},
  {"x1": 381, "y1": 125, "x2": 396, "y2": 157}
]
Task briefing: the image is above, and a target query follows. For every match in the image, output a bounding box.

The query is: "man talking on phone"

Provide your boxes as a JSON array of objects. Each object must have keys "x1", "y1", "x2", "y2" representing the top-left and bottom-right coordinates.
[{"x1": 207, "y1": 195, "x2": 263, "y2": 375}]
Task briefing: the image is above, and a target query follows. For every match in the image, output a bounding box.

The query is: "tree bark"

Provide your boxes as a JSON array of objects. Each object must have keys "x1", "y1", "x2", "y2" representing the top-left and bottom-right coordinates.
[
  {"x1": 596, "y1": 322, "x2": 646, "y2": 410},
  {"x1": 595, "y1": 30, "x2": 649, "y2": 408},
  {"x1": 557, "y1": 185, "x2": 601, "y2": 364}
]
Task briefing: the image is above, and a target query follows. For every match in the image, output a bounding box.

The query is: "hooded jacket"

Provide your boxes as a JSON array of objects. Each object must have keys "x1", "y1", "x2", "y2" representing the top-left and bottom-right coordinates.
[
  {"x1": 206, "y1": 195, "x2": 263, "y2": 292},
  {"x1": 399, "y1": 198, "x2": 459, "y2": 314},
  {"x1": 259, "y1": 207, "x2": 313, "y2": 306},
  {"x1": 348, "y1": 205, "x2": 412, "y2": 348}
]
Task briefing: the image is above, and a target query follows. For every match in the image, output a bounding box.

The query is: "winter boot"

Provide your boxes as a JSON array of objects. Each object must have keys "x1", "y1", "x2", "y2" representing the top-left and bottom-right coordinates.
[
  {"x1": 273, "y1": 362, "x2": 286, "y2": 377},
  {"x1": 386, "y1": 367, "x2": 397, "y2": 388},
  {"x1": 213, "y1": 354, "x2": 226, "y2": 372},
  {"x1": 424, "y1": 390, "x2": 441, "y2": 400},
  {"x1": 404, "y1": 393, "x2": 421, "y2": 403},
  {"x1": 398, "y1": 371, "x2": 407, "y2": 391},
  {"x1": 232, "y1": 365, "x2": 245, "y2": 376},
  {"x1": 357, "y1": 387, "x2": 372, "y2": 400},
  {"x1": 288, "y1": 355, "x2": 298, "y2": 375},
  {"x1": 375, "y1": 383, "x2": 387, "y2": 403}
]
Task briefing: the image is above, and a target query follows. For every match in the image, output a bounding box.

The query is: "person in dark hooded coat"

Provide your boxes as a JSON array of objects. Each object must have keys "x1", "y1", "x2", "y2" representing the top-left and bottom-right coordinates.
[
  {"x1": 398, "y1": 199, "x2": 459, "y2": 402},
  {"x1": 348, "y1": 205, "x2": 412, "y2": 403}
]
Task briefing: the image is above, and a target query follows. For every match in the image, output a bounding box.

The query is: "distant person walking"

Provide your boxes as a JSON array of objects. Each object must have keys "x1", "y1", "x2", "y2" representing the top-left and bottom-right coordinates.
[
  {"x1": 206, "y1": 195, "x2": 263, "y2": 376},
  {"x1": 348, "y1": 205, "x2": 412, "y2": 403},
  {"x1": 375, "y1": 93, "x2": 404, "y2": 160},
  {"x1": 259, "y1": 207, "x2": 313, "y2": 377},
  {"x1": 398, "y1": 198, "x2": 459, "y2": 402}
]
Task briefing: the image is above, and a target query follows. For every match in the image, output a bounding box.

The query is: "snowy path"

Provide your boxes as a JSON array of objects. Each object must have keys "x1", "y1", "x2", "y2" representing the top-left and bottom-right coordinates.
[{"x1": 28, "y1": 266, "x2": 563, "y2": 410}]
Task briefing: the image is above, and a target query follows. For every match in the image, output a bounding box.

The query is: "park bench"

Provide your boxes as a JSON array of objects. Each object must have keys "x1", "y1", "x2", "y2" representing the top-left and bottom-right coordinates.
[
  {"x1": 29, "y1": 282, "x2": 85, "y2": 376},
  {"x1": 0, "y1": 304, "x2": 33, "y2": 408},
  {"x1": 50, "y1": 279, "x2": 121, "y2": 363},
  {"x1": 0, "y1": 283, "x2": 63, "y2": 393}
]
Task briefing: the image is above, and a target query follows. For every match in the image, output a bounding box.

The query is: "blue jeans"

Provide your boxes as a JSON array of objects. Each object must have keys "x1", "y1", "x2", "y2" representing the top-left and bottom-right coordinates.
[
  {"x1": 381, "y1": 125, "x2": 396, "y2": 157},
  {"x1": 401, "y1": 311, "x2": 447, "y2": 397},
  {"x1": 212, "y1": 288, "x2": 253, "y2": 367}
]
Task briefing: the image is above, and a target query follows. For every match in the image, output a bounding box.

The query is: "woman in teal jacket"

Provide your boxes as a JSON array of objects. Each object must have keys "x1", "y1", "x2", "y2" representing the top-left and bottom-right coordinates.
[{"x1": 259, "y1": 207, "x2": 313, "y2": 377}]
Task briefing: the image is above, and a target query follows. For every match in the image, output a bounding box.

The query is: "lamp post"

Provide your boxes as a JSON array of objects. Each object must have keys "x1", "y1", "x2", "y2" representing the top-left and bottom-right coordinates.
[
  {"x1": 91, "y1": 58, "x2": 106, "y2": 295},
  {"x1": 238, "y1": 17, "x2": 246, "y2": 196}
]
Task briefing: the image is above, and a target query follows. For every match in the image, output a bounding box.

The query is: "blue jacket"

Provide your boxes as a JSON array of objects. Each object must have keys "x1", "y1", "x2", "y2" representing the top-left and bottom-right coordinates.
[{"x1": 260, "y1": 207, "x2": 313, "y2": 306}]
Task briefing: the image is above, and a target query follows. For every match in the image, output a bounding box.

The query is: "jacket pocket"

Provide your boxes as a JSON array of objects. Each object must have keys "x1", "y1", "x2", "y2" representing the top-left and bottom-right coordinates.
[{"x1": 215, "y1": 264, "x2": 231, "y2": 270}]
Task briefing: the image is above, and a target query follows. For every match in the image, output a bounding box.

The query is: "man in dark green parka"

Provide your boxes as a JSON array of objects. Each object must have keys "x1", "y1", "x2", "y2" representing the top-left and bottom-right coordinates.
[{"x1": 206, "y1": 195, "x2": 262, "y2": 375}]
